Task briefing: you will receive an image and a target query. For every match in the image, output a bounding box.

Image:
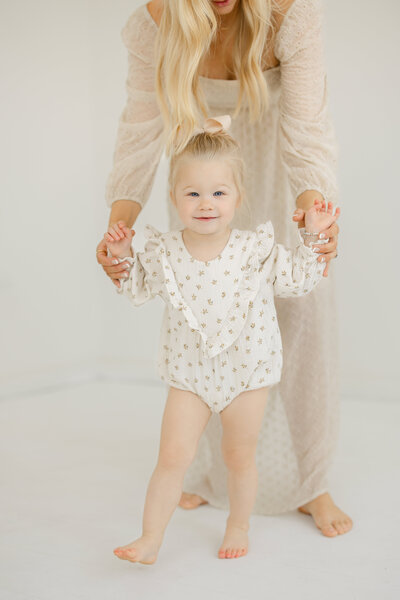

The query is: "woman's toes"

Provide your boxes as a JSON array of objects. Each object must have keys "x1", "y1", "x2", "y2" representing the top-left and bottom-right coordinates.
[{"x1": 320, "y1": 523, "x2": 338, "y2": 537}]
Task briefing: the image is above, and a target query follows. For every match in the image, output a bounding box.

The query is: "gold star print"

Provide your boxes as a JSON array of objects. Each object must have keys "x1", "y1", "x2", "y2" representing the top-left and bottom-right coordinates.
[
  {"x1": 259, "y1": 378, "x2": 265, "y2": 383},
  {"x1": 271, "y1": 350, "x2": 276, "y2": 355},
  {"x1": 186, "y1": 275, "x2": 191, "y2": 280},
  {"x1": 234, "y1": 346, "x2": 239, "y2": 351},
  {"x1": 179, "y1": 282, "x2": 183, "y2": 288},
  {"x1": 196, "y1": 343, "x2": 200, "y2": 349},
  {"x1": 145, "y1": 258, "x2": 151, "y2": 263},
  {"x1": 221, "y1": 291, "x2": 226, "y2": 298},
  {"x1": 230, "y1": 386, "x2": 235, "y2": 392},
  {"x1": 222, "y1": 361, "x2": 227, "y2": 367},
  {"x1": 152, "y1": 272, "x2": 158, "y2": 277},
  {"x1": 229, "y1": 329, "x2": 233, "y2": 334},
  {"x1": 220, "y1": 343, "x2": 225, "y2": 349},
  {"x1": 199, "y1": 361, "x2": 203, "y2": 366},
  {"x1": 166, "y1": 278, "x2": 170, "y2": 284},
  {"x1": 199, "y1": 270, "x2": 204, "y2": 276},
  {"x1": 250, "y1": 323, "x2": 255, "y2": 328},
  {"x1": 230, "y1": 316, "x2": 236, "y2": 321},
  {"x1": 246, "y1": 335, "x2": 250, "y2": 341},
  {"x1": 202, "y1": 308, "x2": 208, "y2": 315},
  {"x1": 246, "y1": 349, "x2": 251, "y2": 354},
  {"x1": 194, "y1": 378, "x2": 198, "y2": 383},
  {"x1": 266, "y1": 368, "x2": 271, "y2": 374},
  {"x1": 241, "y1": 364, "x2": 247, "y2": 369},
  {"x1": 260, "y1": 325, "x2": 265, "y2": 331},
  {"x1": 178, "y1": 321, "x2": 182, "y2": 326},
  {"x1": 205, "y1": 375, "x2": 210, "y2": 381},
  {"x1": 212, "y1": 279, "x2": 217, "y2": 285},
  {"x1": 235, "y1": 302, "x2": 240, "y2": 308},
  {"x1": 258, "y1": 338, "x2": 263, "y2": 344},
  {"x1": 188, "y1": 362, "x2": 192, "y2": 367},
  {"x1": 229, "y1": 255, "x2": 234, "y2": 260},
  {"x1": 281, "y1": 271, "x2": 287, "y2": 276},
  {"x1": 234, "y1": 278, "x2": 239, "y2": 283},
  {"x1": 257, "y1": 359, "x2": 263, "y2": 365},
  {"x1": 174, "y1": 365, "x2": 179, "y2": 370},
  {"x1": 224, "y1": 270, "x2": 230, "y2": 276},
  {"x1": 241, "y1": 381, "x2": 245, "y2": 387},
  {"x1": 178, "y1": 353, "x2": 182, "y2": 358},
  {"x1": 192, "y1": 294, "x2": 197, "y2": 300},
  {"x1": 234, "y1": 291, "x2": 240, "y2": 297},
  {"x1": 235, "y1": 234, "x2": 240, "y2": 239},
  {"x1": 217, "y1": 318, "x2": 222, "y2": 324},
  {"x1": 184, "y1": 344, "x2": 188, "y2": 350},
  {"x1": 207, "y1": 299, "x2": 213, "y2": 305},
  {"x1": 201, "y1": 323, "x2": 206, "y2": 329},
  {"x1": 233, "y1": 367, "x2": 238, "y2": 372},
  {"x1": 268, "y1": 233, "x2": 273, "y2": 238},
  {"x1": 216, "y1": 385, "x2": 221, "y2": 391},
  {"x1": 249, "y1": 301, "x2": 254, "y2": 308},
  {"x1": 196, "y1": 284, "x2": 202, "y2": 290}
]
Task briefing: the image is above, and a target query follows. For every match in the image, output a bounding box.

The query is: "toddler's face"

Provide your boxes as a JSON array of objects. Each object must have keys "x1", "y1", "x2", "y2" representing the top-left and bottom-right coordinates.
[{"x1": 170, "y1": 158, "x2": 241, "y2": 235}]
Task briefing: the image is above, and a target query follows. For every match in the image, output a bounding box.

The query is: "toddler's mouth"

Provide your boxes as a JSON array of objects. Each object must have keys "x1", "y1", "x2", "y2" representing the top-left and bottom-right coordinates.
[{"x1": 195, "y1": 217, "x2": 218, "y2": 221}]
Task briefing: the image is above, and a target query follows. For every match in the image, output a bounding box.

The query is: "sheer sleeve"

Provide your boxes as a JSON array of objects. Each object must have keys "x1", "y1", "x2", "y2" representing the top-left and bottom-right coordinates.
[
  {"x1": 274, "y1": 0, "x2": 338, "y2": 206},
  {"x1": 105, "y1": 7, "x2": 164, "y2": 208}
]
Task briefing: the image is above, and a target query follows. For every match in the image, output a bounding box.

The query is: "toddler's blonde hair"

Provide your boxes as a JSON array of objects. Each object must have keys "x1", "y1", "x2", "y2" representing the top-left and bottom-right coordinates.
[{"x1": 168, "y1": 128, "x2": 250, "y2": 219}]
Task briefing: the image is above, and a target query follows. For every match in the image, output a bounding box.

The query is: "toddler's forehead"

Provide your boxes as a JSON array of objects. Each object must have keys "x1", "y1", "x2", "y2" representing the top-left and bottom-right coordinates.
[{"x1": 174, "y1": 156, "x2": 235, "y2": 185}]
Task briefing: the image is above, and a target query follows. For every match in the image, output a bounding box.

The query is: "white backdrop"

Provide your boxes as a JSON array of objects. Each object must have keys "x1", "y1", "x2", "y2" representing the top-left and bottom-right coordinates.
[{"x1": 1, "y1": 0, "x2": 399, "y2": 400}]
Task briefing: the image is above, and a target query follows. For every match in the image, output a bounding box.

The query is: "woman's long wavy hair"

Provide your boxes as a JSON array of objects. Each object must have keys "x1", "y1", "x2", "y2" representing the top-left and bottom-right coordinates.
[{"x1": 155, "y1": 0, "x2": 275, "y2": 156}]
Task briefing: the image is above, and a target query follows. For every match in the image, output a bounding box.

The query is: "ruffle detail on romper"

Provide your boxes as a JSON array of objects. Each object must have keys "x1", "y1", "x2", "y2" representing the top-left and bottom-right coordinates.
[
  {"x1": 254, "y1": 221, "x2": 276, "y2": 263},
  {"x1": 144, "y1": 224, "x2": 263, "y2": 359}
]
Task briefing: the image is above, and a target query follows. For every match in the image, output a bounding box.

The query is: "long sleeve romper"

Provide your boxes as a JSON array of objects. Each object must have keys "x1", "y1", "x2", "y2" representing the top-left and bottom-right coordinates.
[
  {"x1": 116, "y1": 222, "x2": 325, "y2": 413},
  {"x1": 105, "y1": 0, "x2": 340, "y2": 514}
]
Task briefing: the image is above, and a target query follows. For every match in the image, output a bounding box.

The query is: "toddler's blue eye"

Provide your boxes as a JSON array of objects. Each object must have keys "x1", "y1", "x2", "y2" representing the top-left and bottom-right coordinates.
[
  {"x1": 188, "y1": 192, "x2": 199, "y2": 197},
  {"x1": 214, "y1": 191, "x2": 224, "y2": 196}
]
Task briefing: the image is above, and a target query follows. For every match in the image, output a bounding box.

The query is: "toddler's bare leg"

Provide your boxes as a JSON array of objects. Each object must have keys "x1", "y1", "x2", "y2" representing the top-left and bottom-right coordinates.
[
  {"x1": 219, "y1": 386, "x2": 269, "y2": 559},
  {"x1": 114, "y1": 387, "x2": 211, "y2": 564}
]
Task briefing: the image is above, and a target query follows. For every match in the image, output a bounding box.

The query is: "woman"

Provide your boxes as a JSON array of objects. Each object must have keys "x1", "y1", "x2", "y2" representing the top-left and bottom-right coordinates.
[{"x1": 96, "y1": 0, "x2": 352, "y2": 537}]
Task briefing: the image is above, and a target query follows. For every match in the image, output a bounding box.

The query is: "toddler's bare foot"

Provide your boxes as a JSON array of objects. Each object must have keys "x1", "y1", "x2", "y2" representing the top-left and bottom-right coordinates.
[
  {"x1": 298, "y1": 492, "x2": 353, "y2": 537},
  {"x1": 179, "y1": 492, "x2": 209, "y2": 510},
  {"x1": 113, "y1": 535, "x2": 161, "y2": 565},
  {"x1": 218, "y1": 522, "x2": 248, "y2": 559}
]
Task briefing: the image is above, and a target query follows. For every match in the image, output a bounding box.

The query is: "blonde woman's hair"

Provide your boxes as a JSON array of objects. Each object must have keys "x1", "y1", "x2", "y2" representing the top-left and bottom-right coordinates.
[
  {"x1": 168, "y1": 129, "x2": 250, "y2": 219},
  {"x1": 156, "y1": 0, "x2": 274, "y2": 156}
]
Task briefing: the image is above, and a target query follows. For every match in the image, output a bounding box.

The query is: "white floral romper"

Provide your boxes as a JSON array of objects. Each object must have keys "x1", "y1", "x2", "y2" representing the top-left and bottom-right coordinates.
[{"x1": 117, "y1": 221, "x2": 324, "y2": 413}]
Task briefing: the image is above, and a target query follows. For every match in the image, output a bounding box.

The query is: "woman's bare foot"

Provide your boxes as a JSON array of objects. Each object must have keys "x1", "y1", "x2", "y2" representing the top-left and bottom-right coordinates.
[
  {"x1": 113, "y1": 535, "x2": 161, "y2": 565},
  {"x1": 298, "y1": 492, "x2": 353, "y2": 537},
  {"x1": 218, "y1": 522, "x2": 248, "y2": 559},
  {"x1": 179, "y1": 492, "x2": 209, "y2": 510}
]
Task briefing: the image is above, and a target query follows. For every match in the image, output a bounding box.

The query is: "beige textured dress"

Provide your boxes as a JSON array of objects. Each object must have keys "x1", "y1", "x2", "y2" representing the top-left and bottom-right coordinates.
[{"x1": 105, "y1": 0, "x2": 340, "y2": 514}]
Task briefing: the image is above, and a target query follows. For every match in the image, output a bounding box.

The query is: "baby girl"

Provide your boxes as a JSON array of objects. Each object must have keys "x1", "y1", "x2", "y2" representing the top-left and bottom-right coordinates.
[{"x1": 103, "y1": 115, "x2": 340, "y2": 564}]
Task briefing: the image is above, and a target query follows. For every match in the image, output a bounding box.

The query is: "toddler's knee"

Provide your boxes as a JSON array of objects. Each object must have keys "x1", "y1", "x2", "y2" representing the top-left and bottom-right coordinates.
[
  {"x1": 158, "y1": 446, "x2": 195, "y2": 472},
  {"x1": 222, "y1": 444, "x2": 257, "y2": 472}
]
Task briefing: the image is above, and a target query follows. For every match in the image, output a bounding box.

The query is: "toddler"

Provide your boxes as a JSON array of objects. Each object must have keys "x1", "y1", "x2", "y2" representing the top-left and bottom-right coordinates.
[{"x1": 104, "y1": 115, "x2": 340, "y2": 564}]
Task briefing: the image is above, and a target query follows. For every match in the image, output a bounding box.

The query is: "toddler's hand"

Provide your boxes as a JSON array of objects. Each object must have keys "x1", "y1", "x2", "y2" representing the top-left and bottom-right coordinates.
[
  {"x1": 103, "y1": 221, "x2": 135, "y2": 259},
  {"x1": 305, "y1": 199, "x2": 340, "y2": 233}
]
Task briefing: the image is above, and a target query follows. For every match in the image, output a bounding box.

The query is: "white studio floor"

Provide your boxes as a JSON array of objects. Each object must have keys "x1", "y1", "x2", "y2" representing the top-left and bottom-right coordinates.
[{"x1": 1, "y1": 380, "x2": 399, "y2": 600}]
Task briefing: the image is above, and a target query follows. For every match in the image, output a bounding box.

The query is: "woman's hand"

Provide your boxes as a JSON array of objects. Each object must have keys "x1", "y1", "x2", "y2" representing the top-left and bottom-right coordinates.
[
  {"x1": 96, "y1": 220, "x2": 136, "y2": 289},
  {"x1": 293, "y1": 205, "x2": 340, "y2": 278}
]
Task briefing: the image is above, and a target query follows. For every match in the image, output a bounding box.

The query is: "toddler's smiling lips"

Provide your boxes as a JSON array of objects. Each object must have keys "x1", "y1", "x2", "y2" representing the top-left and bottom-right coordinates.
[{"x1": 195, "y1": 217, "x2": 218, "y2": 220}]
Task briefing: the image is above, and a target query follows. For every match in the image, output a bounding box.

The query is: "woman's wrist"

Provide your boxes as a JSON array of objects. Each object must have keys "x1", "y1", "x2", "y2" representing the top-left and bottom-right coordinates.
[{"x1": 108, "y1": 200, "x2": 142, "y2": 229}]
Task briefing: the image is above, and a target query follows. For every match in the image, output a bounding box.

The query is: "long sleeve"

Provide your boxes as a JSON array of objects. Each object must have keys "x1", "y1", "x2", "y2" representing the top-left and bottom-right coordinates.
[
  {"x1": 256, "y1": 221, "x2": 325, "y2": 298},
  {"x1": 274, "y1": 0, "x2": 338, "y2": 206},
  {"x1": 105, "y1": 7, "x2": 164, "y2": 208},
  {"x1": 115, "y1": 253, "x2": 156, "y2": 306}
]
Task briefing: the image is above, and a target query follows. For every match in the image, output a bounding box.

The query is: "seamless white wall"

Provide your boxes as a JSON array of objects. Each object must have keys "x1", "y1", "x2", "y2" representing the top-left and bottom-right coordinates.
[{"x1": 1, "y1": 0, "x2": 398, "y2": 400}]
